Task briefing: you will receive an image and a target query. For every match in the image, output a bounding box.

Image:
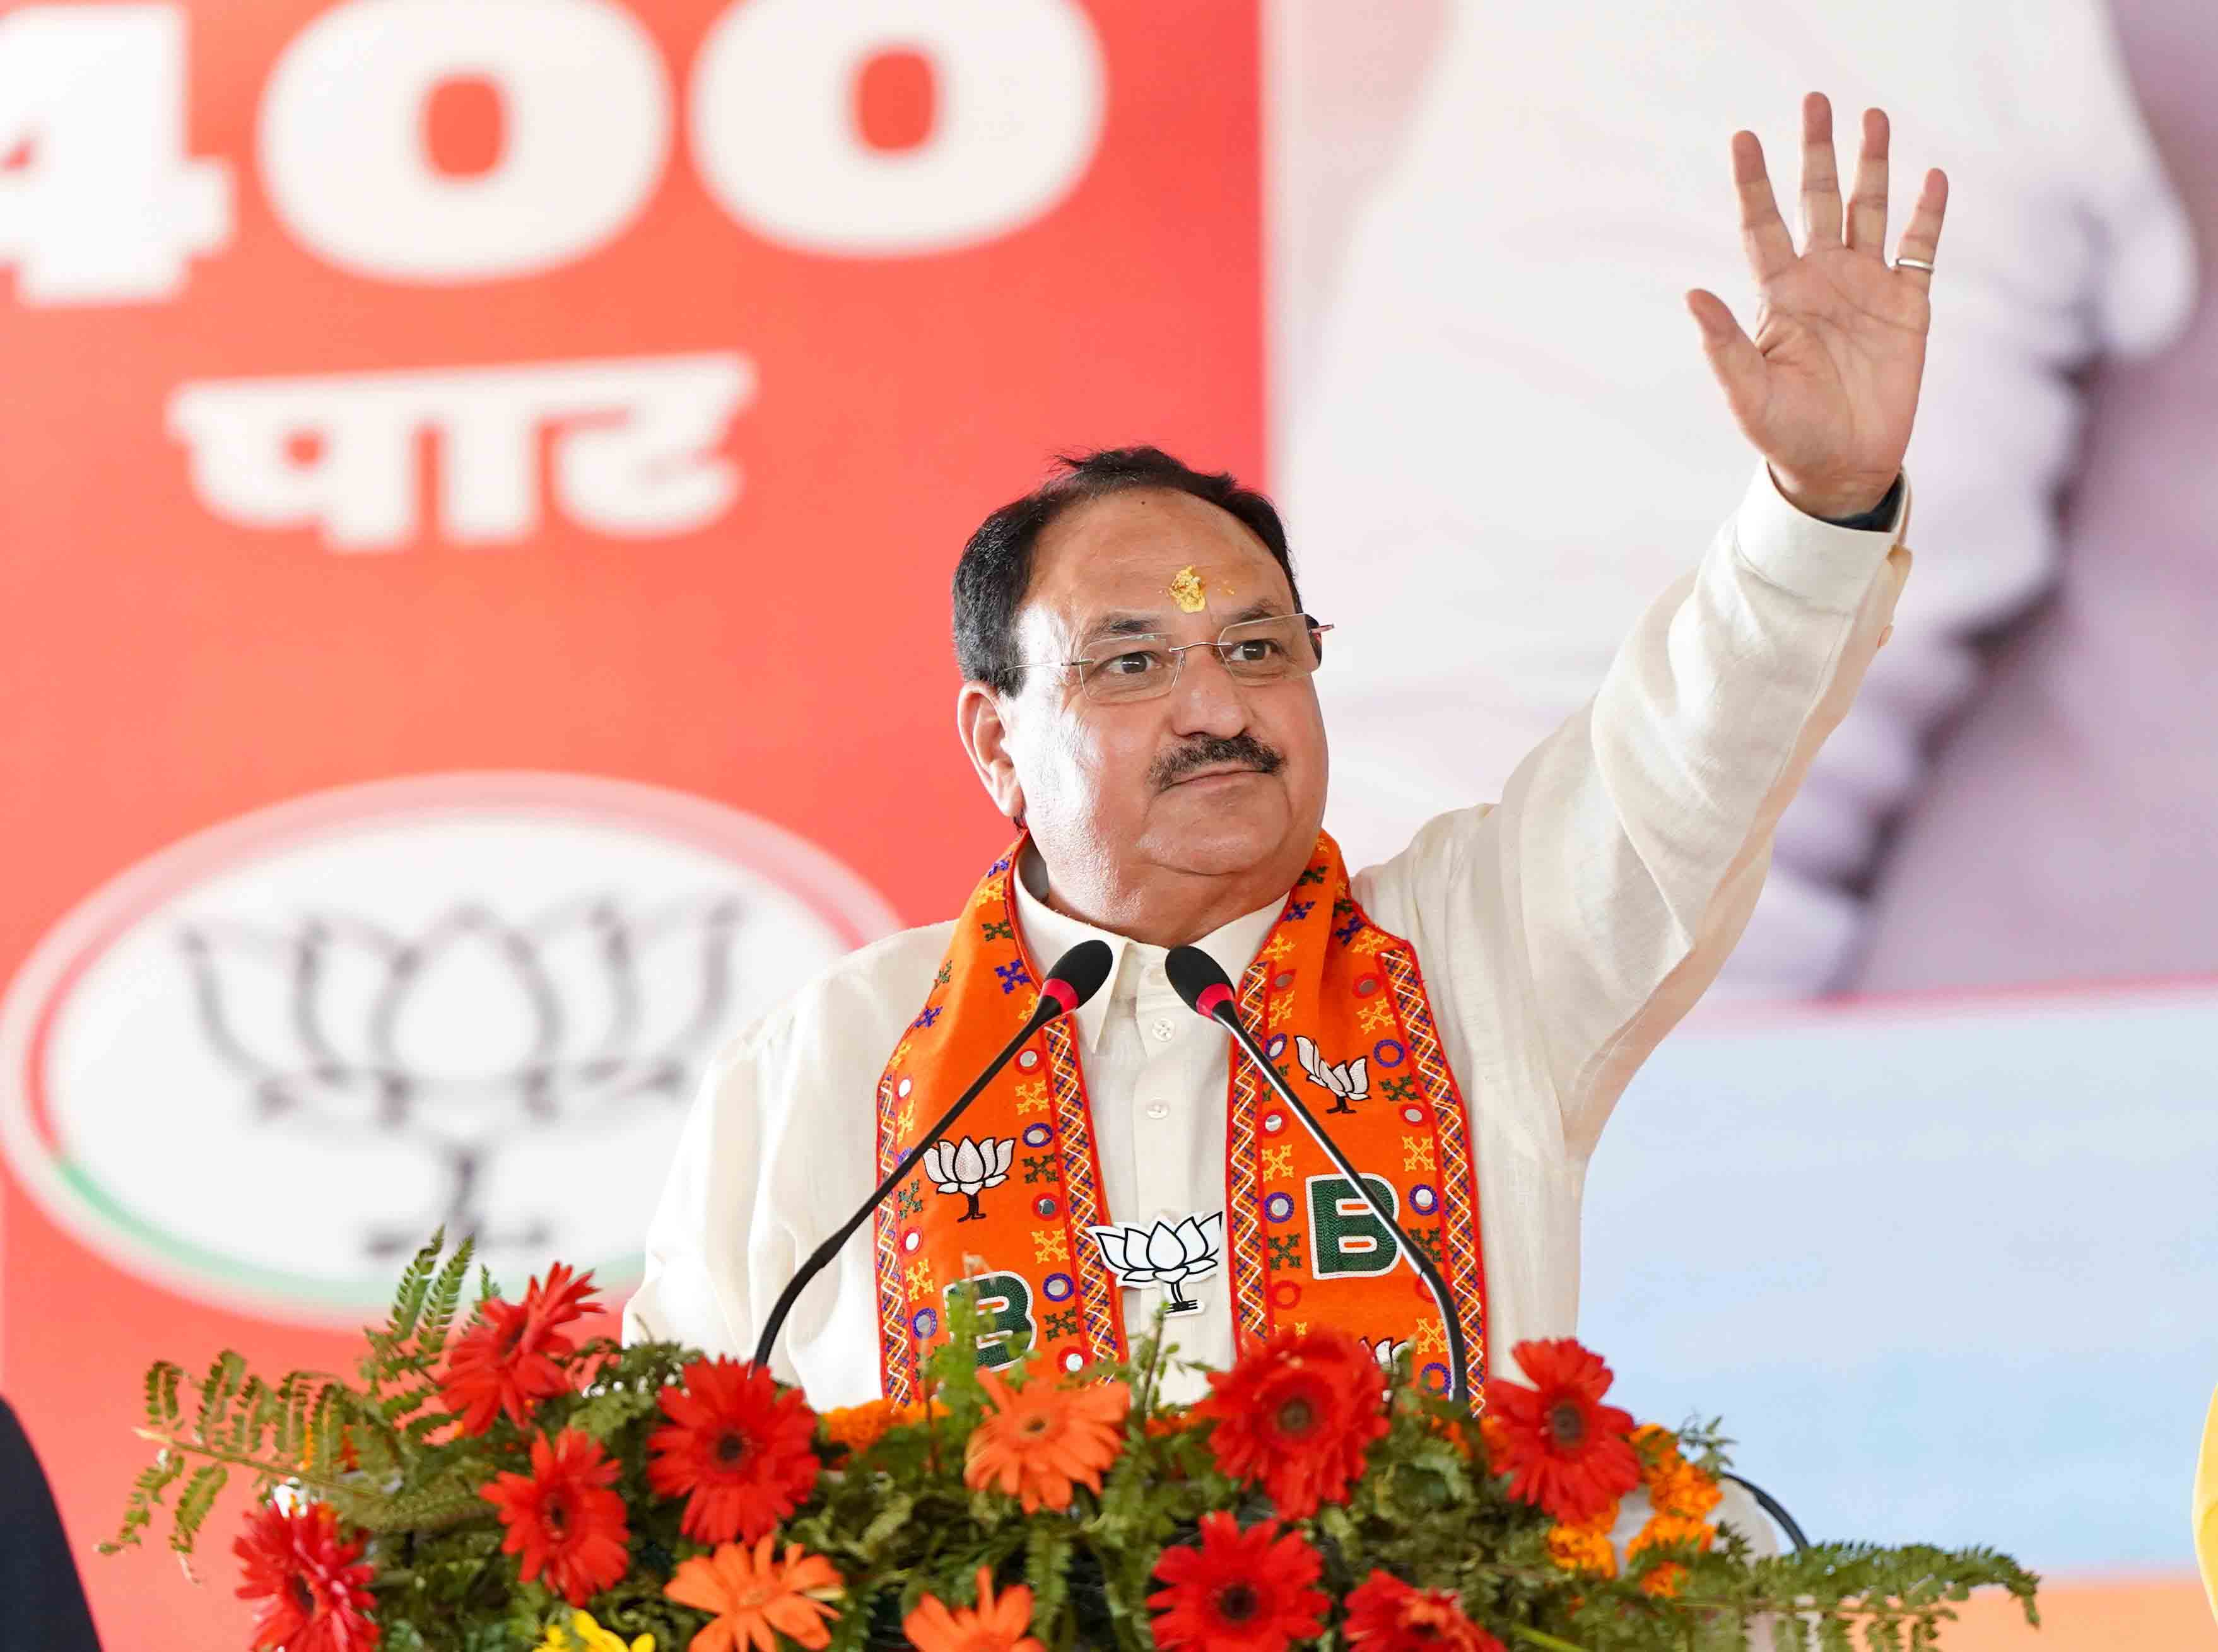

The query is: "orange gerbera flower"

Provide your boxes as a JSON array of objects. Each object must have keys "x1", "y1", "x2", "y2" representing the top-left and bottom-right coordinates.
[
  {"x1": 1190, "y1": 1327, "x2": 1388, "y2": 1518},
  {"x1": 904, "y1": 1566, "x2": 1047, "y2": 1652},
  {"x1": 440, "y1": 1262, "x2": 599, "y2": 1436},
  {"x1": 1344, "y1": 1570, "x2": 1506, "y2": 1652},
  {"x1": 647, "y1": 1357, "x2": 821, "y2": 1545},
  {"x1": 481, "y1": 1429, "x2": 630, "y2": 1607},
  {"x1": 664, "y1": 1537, "x2": 843, "y2": 1652},
  {"x1": 962, "y1": 1366, "x2": 1128, "y2": 1513},
  {"x1": 1481, "y1": 1339, "x2": 1641, "y2": 1526},
  {"x1": 233, "y1": 1501, "x2": 381, "y2": 1652},
  {"x1": 1149, "y1": 1513, "x2": 1327, "y2": 1652}
]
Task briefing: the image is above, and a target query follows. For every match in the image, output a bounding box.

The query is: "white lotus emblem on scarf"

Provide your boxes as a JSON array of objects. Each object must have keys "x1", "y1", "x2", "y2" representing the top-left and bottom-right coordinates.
[
  {"x1": 1296, "y1": 1035, "x2": 1370, "y2": 1115},
  {"x1": 1087, "y1": 1211, "x2": 1224, "y2": 1316},
  {"x1": 922, "y1": 1135, "x2": 1015, "y2": 1222},
  {"x1": 1359, "y1": 1335, "x2": 1412, "y2": 1375}
]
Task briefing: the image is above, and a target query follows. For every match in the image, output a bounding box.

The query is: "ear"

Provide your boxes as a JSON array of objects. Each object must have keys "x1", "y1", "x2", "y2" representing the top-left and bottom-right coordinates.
[{"x1": 956, "y1": 681, "x2": 1026, "y2": 822}]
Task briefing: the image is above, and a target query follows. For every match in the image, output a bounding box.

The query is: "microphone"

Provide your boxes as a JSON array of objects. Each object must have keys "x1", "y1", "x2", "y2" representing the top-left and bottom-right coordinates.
[
  {"x1": 750, "y1": 939, "x2": 1114, "y2": 1372},
  {"x1": 1165, "y1": 945, "x2": 1473, "y2": 1406}
]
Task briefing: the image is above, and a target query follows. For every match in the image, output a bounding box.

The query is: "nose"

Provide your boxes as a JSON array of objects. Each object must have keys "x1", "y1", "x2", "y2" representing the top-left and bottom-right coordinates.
[{"x1": 1164, "y1": 644, "x2": 1250, "y2": 739}]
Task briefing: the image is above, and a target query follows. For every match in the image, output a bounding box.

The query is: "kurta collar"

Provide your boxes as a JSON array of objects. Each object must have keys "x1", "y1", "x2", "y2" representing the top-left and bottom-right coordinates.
[{"x1": 1010, "y1": 844, "x2": 1281, "y2": 1055}]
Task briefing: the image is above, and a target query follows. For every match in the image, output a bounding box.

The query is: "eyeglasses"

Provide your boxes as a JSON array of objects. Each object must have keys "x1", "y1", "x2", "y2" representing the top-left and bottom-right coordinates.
[{"x1": 1016, "y1": 613, "x2": 1335, "y2": 704}]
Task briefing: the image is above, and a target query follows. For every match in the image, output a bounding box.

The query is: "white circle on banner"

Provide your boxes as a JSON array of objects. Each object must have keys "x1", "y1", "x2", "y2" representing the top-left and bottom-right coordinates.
[
  {"x1": 689, "y1": 0, "x2": 1105, "y2": 256},
  {"x1": 0, "y1": 772, "x2": 896, "y2": 1324},
  {"x1": 260, "y1": 0, "x2": 672, "y2": 283}
]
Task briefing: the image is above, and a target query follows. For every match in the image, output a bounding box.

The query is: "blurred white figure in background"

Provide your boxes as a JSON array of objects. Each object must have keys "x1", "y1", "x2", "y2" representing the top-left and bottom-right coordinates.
[{"x1": 1274, "y1": 0, "x2": 2195, "y2": 998}]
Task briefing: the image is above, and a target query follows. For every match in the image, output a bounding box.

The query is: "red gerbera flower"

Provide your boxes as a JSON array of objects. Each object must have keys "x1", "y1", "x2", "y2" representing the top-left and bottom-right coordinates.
[
  {"x1": 1480, "y1": 1339, "x2": 1641, "y2": 1526},
  {"x1": 646, "y1": 1357, "x2": 822, "y2": 1545},
  {"x1": 1345, "y1": 1570, "x2": 1506, "y2": 1652},
  {"x1": 233, "y1": 1500, "x2": 382, "y2": 1652},
  {"x1": 481, "y1": 1428, "x2": 630, "y2": 1606},
  {"x1": 1149, "y1": 1513, "x2": 1327, "y2": 1652},
  {"x1": 1190, "y1": 1327, "x2": 1388, "y2": 1517},
  {"x1": 439, "y1": 1262, "x2": 599, "y2": 1436}
]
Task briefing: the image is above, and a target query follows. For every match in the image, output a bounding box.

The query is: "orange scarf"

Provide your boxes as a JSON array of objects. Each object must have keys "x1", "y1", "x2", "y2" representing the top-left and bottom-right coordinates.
[{"x1": 869, "y1": 832, "x2": 1487, "y2": 1403}]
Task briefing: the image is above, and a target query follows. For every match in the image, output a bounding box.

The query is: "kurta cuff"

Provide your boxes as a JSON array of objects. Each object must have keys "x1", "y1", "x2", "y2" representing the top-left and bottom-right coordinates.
[{"x1": 1732, "y1": 461, "x2": 1910, "y2": 616}]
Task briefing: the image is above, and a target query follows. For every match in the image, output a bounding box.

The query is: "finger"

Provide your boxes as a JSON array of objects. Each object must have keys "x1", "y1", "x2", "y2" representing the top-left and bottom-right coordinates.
[
  {"x1": 1799, "y1": 91, "x2": 1843, "y2": 248},
  {"x1": 1892, "y1": 167, "x2": 1949, "y2": 290},
  {"x1": 1686, "y1": 289, "x2": 1768, "y2": 427},
  {"x1": 1733, "y1": 130, "x2": 1797, "y2": 284},
  {"x1": 1846, "y1": 107, "x2": 1889, "y2": 256}
]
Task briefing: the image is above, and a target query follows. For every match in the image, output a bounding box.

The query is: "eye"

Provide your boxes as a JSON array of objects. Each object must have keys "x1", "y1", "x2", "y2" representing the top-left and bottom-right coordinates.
[
  {"x1": 1096, "y1": 648, "x2": 1170, "y2": 678},
  {"x1": 1227, "y1": 636, "x2": 1284, "y2": 664}
]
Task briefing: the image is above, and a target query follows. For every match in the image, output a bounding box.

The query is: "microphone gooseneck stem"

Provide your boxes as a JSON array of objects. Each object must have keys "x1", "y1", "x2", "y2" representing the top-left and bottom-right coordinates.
[
  {"x1": 1209, "y1": 1003, "x2": 1473, "y2": 1408},
  {"x1": 749, "y1": 1000, "x2": 1061, "y2": 1372}
]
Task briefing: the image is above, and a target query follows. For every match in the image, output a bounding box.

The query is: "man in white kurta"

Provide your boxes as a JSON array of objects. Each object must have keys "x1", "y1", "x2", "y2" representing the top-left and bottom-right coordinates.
[{"x1": 625, "y1": 94, "x2": 1940, "y2": 1412}]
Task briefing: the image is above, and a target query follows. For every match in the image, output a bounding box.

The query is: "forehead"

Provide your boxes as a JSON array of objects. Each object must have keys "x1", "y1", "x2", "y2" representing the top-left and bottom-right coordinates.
[{"x1": 1021, "y1": 488, "x2": 1293, "y2": 636}]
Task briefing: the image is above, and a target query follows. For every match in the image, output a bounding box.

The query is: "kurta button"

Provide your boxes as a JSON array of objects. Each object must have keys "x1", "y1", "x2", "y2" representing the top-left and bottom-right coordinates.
[
  {"x1": 1150, "y1": 1018, "x2": 1175, "y2": 1041},
  {"x1": 1145, "y1": 1101, "x2": 1170, "y2": 1120}
]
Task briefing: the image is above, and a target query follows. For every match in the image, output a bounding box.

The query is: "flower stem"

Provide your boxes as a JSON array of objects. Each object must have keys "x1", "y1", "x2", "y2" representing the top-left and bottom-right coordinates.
[{"x1": 131, "y1": 1427, "x2": 351, "y2": 1495}]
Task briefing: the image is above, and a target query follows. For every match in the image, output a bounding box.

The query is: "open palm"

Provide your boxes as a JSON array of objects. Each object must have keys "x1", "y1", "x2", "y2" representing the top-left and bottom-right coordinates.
[{"x1": 1688, "y1": 93, "x2": 1949, "y2": 520}]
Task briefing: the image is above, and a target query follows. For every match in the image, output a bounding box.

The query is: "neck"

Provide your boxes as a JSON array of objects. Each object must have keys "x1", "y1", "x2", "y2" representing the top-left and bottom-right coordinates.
[{"x1": 1027, "y1": 841, "x2": 1306, "y2": 949}]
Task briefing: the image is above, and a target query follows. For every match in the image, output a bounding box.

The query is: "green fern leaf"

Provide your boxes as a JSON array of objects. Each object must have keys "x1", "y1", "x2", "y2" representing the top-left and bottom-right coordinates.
[
  {"x1": 192, "y1": 1351, "x2": 245, "y2": 1446},
  {"x1": 418, "y1": 1236, "x2": 477, "y2": 1360},
  {"x1": 226, "y1": 1376, "x2": 269, "y2": 1455},
  {"x1": 1023, "y1": 1518, "x2": 1072, "y2": 1631},
  {"x1": 143, "y1": 1361, "x2": 185, "y2": 1429},
  {"x1": 169, "y1": 1462, "x2": 229, "y2": 1566},
  {"x1": 97, "y1": 1449, "x2": 189, "y2": 1554},
  {"x1": 387, "y1": 1229, "x2": 446, "y2": 1347}
]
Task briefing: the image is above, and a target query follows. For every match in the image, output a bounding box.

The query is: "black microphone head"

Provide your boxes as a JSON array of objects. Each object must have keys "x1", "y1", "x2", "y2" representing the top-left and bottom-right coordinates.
[
  {"x1": 1165, "y1": 945, "x2": 1237, "y2": 1020},
  {"x1": 1037, "y1": 939, "x2": 1114, "y2": 1018}
]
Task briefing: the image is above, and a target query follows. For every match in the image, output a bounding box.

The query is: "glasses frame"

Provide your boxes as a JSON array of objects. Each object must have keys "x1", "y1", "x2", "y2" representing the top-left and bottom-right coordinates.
[{"x1": 1016, "y1": 612, "x2": 1336, "y2": 702}]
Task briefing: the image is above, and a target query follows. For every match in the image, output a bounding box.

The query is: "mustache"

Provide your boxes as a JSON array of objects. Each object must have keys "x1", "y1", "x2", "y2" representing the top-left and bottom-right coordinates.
[{"x1": 1150, "y1": 732, "x2": 1286, "y2": 792}]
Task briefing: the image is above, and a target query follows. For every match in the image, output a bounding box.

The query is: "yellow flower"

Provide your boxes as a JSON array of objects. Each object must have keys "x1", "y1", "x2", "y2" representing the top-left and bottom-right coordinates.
[
  {"x1": 1627, "y1": 1513, "x2": 1716, "y2": 1560},
  {"x1": 1544, "y1": 1504, "x2": 1619, "y2": 1579},
  {"x1": 823, "y1": 1397, "x2": 939, "y2": 1456},
  {"x1": 1648, "y1": 1460, "x2": 1723, "y2": 1521},
  {"x1": 1630, "y1": 1423, "x2": 1680, "y2": 1469},
  {"x1": 534, "y1": 1609, "x2": 655, "y2": 1652},
  {"x1": 822, "y1": 1399, "x2": 904, "y2": 1455}
]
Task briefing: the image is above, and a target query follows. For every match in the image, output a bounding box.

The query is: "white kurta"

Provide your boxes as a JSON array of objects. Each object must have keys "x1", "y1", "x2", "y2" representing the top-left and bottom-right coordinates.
[{"x1": 623, "y1": 462, "x2": 1911, "y2": 1409}]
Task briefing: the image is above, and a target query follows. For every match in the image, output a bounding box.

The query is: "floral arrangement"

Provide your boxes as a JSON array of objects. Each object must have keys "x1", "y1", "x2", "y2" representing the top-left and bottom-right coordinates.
[{"x1": 108, "y1": 1233, "x2": 2036, "y2": 1652}]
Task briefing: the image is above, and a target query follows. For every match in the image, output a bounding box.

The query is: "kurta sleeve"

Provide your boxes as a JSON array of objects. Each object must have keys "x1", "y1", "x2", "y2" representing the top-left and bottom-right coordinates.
[
  {"x1": 622, "y1": 1032, "x2": 802, "y2": 1383},
  {"x1": 1502, "y1": 460, "x2": 1911, "y2": 1154}
]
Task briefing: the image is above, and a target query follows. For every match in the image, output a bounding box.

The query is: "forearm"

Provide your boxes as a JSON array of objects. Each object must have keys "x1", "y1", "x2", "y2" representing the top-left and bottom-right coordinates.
[{"x1": 1506, "y1": 462, "x2": 1910, "y2": 1149}]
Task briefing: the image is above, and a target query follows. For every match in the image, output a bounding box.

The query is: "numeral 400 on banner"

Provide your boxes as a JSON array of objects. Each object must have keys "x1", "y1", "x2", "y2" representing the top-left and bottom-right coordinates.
[{"x1": 0, "y1": 0, "x2": 1106, "y2": 304}]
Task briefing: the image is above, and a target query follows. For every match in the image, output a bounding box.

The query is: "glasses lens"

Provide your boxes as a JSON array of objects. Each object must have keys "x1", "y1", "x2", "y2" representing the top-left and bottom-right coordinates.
[
  {"x1": 1080, "y1": 640, "x2": 1179, "y2": 702},
  {"x1": 1218, "y1": 614, "x2": 1321, "y2": 681}
]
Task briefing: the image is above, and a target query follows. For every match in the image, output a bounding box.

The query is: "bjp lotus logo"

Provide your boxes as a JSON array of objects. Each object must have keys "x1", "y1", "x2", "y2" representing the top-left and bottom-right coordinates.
[
  {"x1": 0, "y1": 773, "x2": 897, "y2": 1323},
  {"x1": 177, "y1": 896, "x2": 746, "y2": 1258},
  {"x1": 1087, "y1": 1212, "x2": 1225, "y2": 1315},
  {"x1": 922, "y1": 1135, "x2": 1016, "y2": 1223}
]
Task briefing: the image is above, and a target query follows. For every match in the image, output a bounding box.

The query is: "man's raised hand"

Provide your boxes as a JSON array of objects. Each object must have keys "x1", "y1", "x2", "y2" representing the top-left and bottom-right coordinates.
[{"x1": 1687, "y1": 92, "x2": 1949, "y2": 521}]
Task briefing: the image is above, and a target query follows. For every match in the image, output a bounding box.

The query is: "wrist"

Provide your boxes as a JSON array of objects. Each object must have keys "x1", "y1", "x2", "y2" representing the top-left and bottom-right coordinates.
[{"x1": 1768, "y1": 466, "x2": 1900, "y2": 524}]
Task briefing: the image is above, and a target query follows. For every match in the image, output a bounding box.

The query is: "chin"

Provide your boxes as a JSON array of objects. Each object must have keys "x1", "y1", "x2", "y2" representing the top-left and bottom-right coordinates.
[{"x1": 1145, "y1": 788, "x2": 1300, "y2": 876}]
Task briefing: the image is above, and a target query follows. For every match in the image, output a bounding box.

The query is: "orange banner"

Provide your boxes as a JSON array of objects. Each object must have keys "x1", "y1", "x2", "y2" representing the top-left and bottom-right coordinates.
[{"x1": 0, "y1": 3, "x2": 1260, "y2": 1643}]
